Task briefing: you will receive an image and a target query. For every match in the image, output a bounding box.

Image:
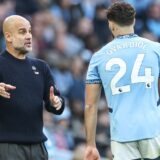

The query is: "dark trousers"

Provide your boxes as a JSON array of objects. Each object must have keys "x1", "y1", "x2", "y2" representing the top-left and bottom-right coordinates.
[{"x1": 0, "y1": 143, "x2": 48, "y2": 160}]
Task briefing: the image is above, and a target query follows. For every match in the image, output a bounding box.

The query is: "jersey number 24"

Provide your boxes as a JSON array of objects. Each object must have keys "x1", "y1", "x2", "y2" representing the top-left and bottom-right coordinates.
[{"x1": 106, "y1": 54, "x2": 154, "y2": 95}]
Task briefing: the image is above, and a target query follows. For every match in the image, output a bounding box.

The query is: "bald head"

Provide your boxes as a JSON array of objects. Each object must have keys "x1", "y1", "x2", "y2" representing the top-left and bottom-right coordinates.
[
  {"x1": 3, "y1": 15, "x2": 30, "y2": 35},
  {"x1": 2, "y1": 15, "x2": 32, "y2": 56}
]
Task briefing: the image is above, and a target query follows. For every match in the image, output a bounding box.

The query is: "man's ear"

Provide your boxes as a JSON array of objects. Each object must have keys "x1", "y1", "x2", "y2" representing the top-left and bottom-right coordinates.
[
  {"x1": 111, "y1": 24, "x2": 116, "y2": 32},
  {"x1": 5, "y1": 32, "x2": 12, "y2": 43},
  {"x1": 133, "y1": 18, "x2": 136, "y2": 26},
  {"x1": 108, "y1": 20, "x2": 116, "y2": 32}
]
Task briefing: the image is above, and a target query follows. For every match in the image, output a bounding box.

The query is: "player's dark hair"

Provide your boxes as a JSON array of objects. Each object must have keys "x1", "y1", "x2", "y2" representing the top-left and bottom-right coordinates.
[{"x1": 106, "y1": 2, "x2": 136, "y2": 26}]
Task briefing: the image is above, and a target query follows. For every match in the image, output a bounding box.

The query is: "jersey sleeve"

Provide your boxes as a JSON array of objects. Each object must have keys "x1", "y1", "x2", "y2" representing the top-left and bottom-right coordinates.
[{"x1": 86, "y1": 53, "x2": 102, "y2": 84}]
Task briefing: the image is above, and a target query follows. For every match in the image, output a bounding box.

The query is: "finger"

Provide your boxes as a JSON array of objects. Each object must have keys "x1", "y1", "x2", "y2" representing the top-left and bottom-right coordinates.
[
  {"x1": 52, "y1": 98, "x2": 61, "y2": 110},
  {"x1": 1, "y1": 94, "x2": 10, "y2": 99},
  {"x1": 5, "y1": 84, "x2": 16, "y2": 90},
  {"x1": 0, "y1": 91, "x2": 10, "y2": 98},
  {"x1": 53, "y1": 96, "x2": 60, "y2": 104},
  {"x1": 0, "y1": 83, "x2": 16, "y2": 90},
  {"x1": 50, "y1": 86, "x2": 55, "y2": 100},
  {"x1": 0, "y1": 86, "x2": 10, "y2": 98},
  {"x1": 55, "y1": 104, "x2": 61, "y2": 110}
]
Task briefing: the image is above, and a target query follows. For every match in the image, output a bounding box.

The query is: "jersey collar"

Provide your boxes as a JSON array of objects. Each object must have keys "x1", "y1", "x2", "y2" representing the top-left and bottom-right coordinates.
[{"x1": 116, "y1": 33, "x2": 138, "y2": 39}]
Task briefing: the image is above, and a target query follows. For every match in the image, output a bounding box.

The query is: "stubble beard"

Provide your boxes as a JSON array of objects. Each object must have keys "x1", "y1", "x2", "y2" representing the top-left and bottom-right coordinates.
[{"x1": 14, "y1": 45, "x2": 32, "y2": 55}]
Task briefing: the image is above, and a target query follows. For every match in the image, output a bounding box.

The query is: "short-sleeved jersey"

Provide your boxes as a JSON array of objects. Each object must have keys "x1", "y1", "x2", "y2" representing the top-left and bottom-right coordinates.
[{"x1": 86, "y1": 34, "x2": 160, "y2": 142}]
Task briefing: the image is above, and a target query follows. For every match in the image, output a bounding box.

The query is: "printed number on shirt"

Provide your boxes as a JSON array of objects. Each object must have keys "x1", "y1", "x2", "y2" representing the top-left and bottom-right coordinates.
[{"x1": 106, "y1": 54, "x2": 154, "y2": 95}]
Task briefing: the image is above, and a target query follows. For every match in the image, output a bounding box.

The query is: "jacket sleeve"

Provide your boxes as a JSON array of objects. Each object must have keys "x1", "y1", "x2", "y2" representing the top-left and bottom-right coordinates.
[{"x1": 43, "y1": 63, "x2": 65, "y2": 115}]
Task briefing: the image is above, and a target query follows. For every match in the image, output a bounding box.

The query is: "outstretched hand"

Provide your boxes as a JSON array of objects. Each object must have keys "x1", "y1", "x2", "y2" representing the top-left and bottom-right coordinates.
[
  {"x1": 84, "y1": 146, "x2": 100, "y2": 160},
  {"x1": 49, "y1": 86, "x2": 62, "y2": 110},
  {"x1": 0, "y1": 83, "x2": 16, "y2": 98}
]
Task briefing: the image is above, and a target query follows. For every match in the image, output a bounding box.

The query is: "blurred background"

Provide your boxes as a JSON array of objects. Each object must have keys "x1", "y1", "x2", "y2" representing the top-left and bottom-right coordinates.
[{"x1": 0, "y1": 0, "x2": 160, "y2": 159}]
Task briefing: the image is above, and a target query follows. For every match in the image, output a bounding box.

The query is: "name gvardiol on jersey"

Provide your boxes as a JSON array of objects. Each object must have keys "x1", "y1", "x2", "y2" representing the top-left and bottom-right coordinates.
[{"x1": 107, "y1": 41, "x2": 146, "y2": 55}]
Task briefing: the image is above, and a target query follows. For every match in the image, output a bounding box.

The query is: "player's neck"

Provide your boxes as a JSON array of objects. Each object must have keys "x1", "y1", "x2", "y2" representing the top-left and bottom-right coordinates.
[{"x1": 114, "y1": 26, "x2": 134, "y2": 38}]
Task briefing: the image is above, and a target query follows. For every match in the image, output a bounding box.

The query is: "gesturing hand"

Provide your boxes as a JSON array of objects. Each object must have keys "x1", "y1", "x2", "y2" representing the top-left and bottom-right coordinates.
[
  {"x1": 0, "y1": 83, "x2": 16, "y2": 99},
  {"x1": 84, "y1": 146, "x2": 100, "y2": 160},
  {"x1": 49, "y1": 86, "x2": 62, "y2": 110}
]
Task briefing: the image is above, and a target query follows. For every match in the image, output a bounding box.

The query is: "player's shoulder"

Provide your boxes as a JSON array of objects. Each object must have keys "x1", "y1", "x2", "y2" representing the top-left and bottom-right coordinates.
[
  {"x1": 89, "y1": 41, "x2": 116, "y2": 65},
  {"x1": 138, "y1": 37, "x2": 160, "y2": 56},
  {"x1": 138, "y1": 36, "x2": 159, "y2": 47},
  {"x1": 93, "y1": 41, "x2": 113, "y2": 57}
]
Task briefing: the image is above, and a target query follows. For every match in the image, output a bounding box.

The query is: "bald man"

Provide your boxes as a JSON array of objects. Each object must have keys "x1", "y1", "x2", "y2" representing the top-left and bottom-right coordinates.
[{"x1": 0, "y1": 15, "x2": 65, "y2": 160}]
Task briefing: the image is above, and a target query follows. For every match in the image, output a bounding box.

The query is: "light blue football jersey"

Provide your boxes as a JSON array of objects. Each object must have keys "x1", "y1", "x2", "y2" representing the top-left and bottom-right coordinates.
[{"x1": 86, "y1": 34, "x2": 160, "y2": 142}]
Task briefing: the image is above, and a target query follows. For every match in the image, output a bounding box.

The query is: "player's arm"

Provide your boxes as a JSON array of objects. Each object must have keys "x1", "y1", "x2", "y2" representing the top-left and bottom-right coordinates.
[{"x1": 85, "y1": 83, "x2": 102, "y2": 147}]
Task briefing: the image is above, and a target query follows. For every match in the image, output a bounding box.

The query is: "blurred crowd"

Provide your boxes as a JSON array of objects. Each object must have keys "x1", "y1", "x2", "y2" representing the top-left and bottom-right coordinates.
[{"x1": 0, "y1": 0, "x2": 160, "y2": 159}]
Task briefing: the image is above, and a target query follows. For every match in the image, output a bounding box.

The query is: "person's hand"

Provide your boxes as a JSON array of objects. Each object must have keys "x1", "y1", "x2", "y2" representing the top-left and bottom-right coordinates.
[
  {"x1": 84, "y1": 146, "x2": 100, "y2": 160},
  {"x1": 49, "y1": 86, "x2": 62, "y2": 110},
  {"x1": 0, "y1": 83, "x2": 16, "y2": 98}
]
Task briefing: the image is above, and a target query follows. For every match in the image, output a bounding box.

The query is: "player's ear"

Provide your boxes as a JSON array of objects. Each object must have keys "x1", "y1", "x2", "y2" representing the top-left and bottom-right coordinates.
[
  {"x1": 108, "y1": 20, "x2": 113, "y2": 30},
  {"x1": 5, "y1": 32, "x2": 12, "y2": 43},
  {"x1": 111, "y1": 24, "x2": 116, "y2": 32},
  {"x1": 108, "y1": 20, "x2": 116, "y2": 32},
  {"x1": 133, "y1": 18, "x2": 136, "y2": 26},
  {"x1": 112, "y1": 26, "x2": 115, "y2": 31}
]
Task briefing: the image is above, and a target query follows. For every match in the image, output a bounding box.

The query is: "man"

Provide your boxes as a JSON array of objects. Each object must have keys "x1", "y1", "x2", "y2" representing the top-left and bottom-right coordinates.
[
  {"x1": 0, "y1": 15, "x2": 64, "y2": 160},
  {"x1": 84, "y1": 2, "x2": 160, "y2": 160}
]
